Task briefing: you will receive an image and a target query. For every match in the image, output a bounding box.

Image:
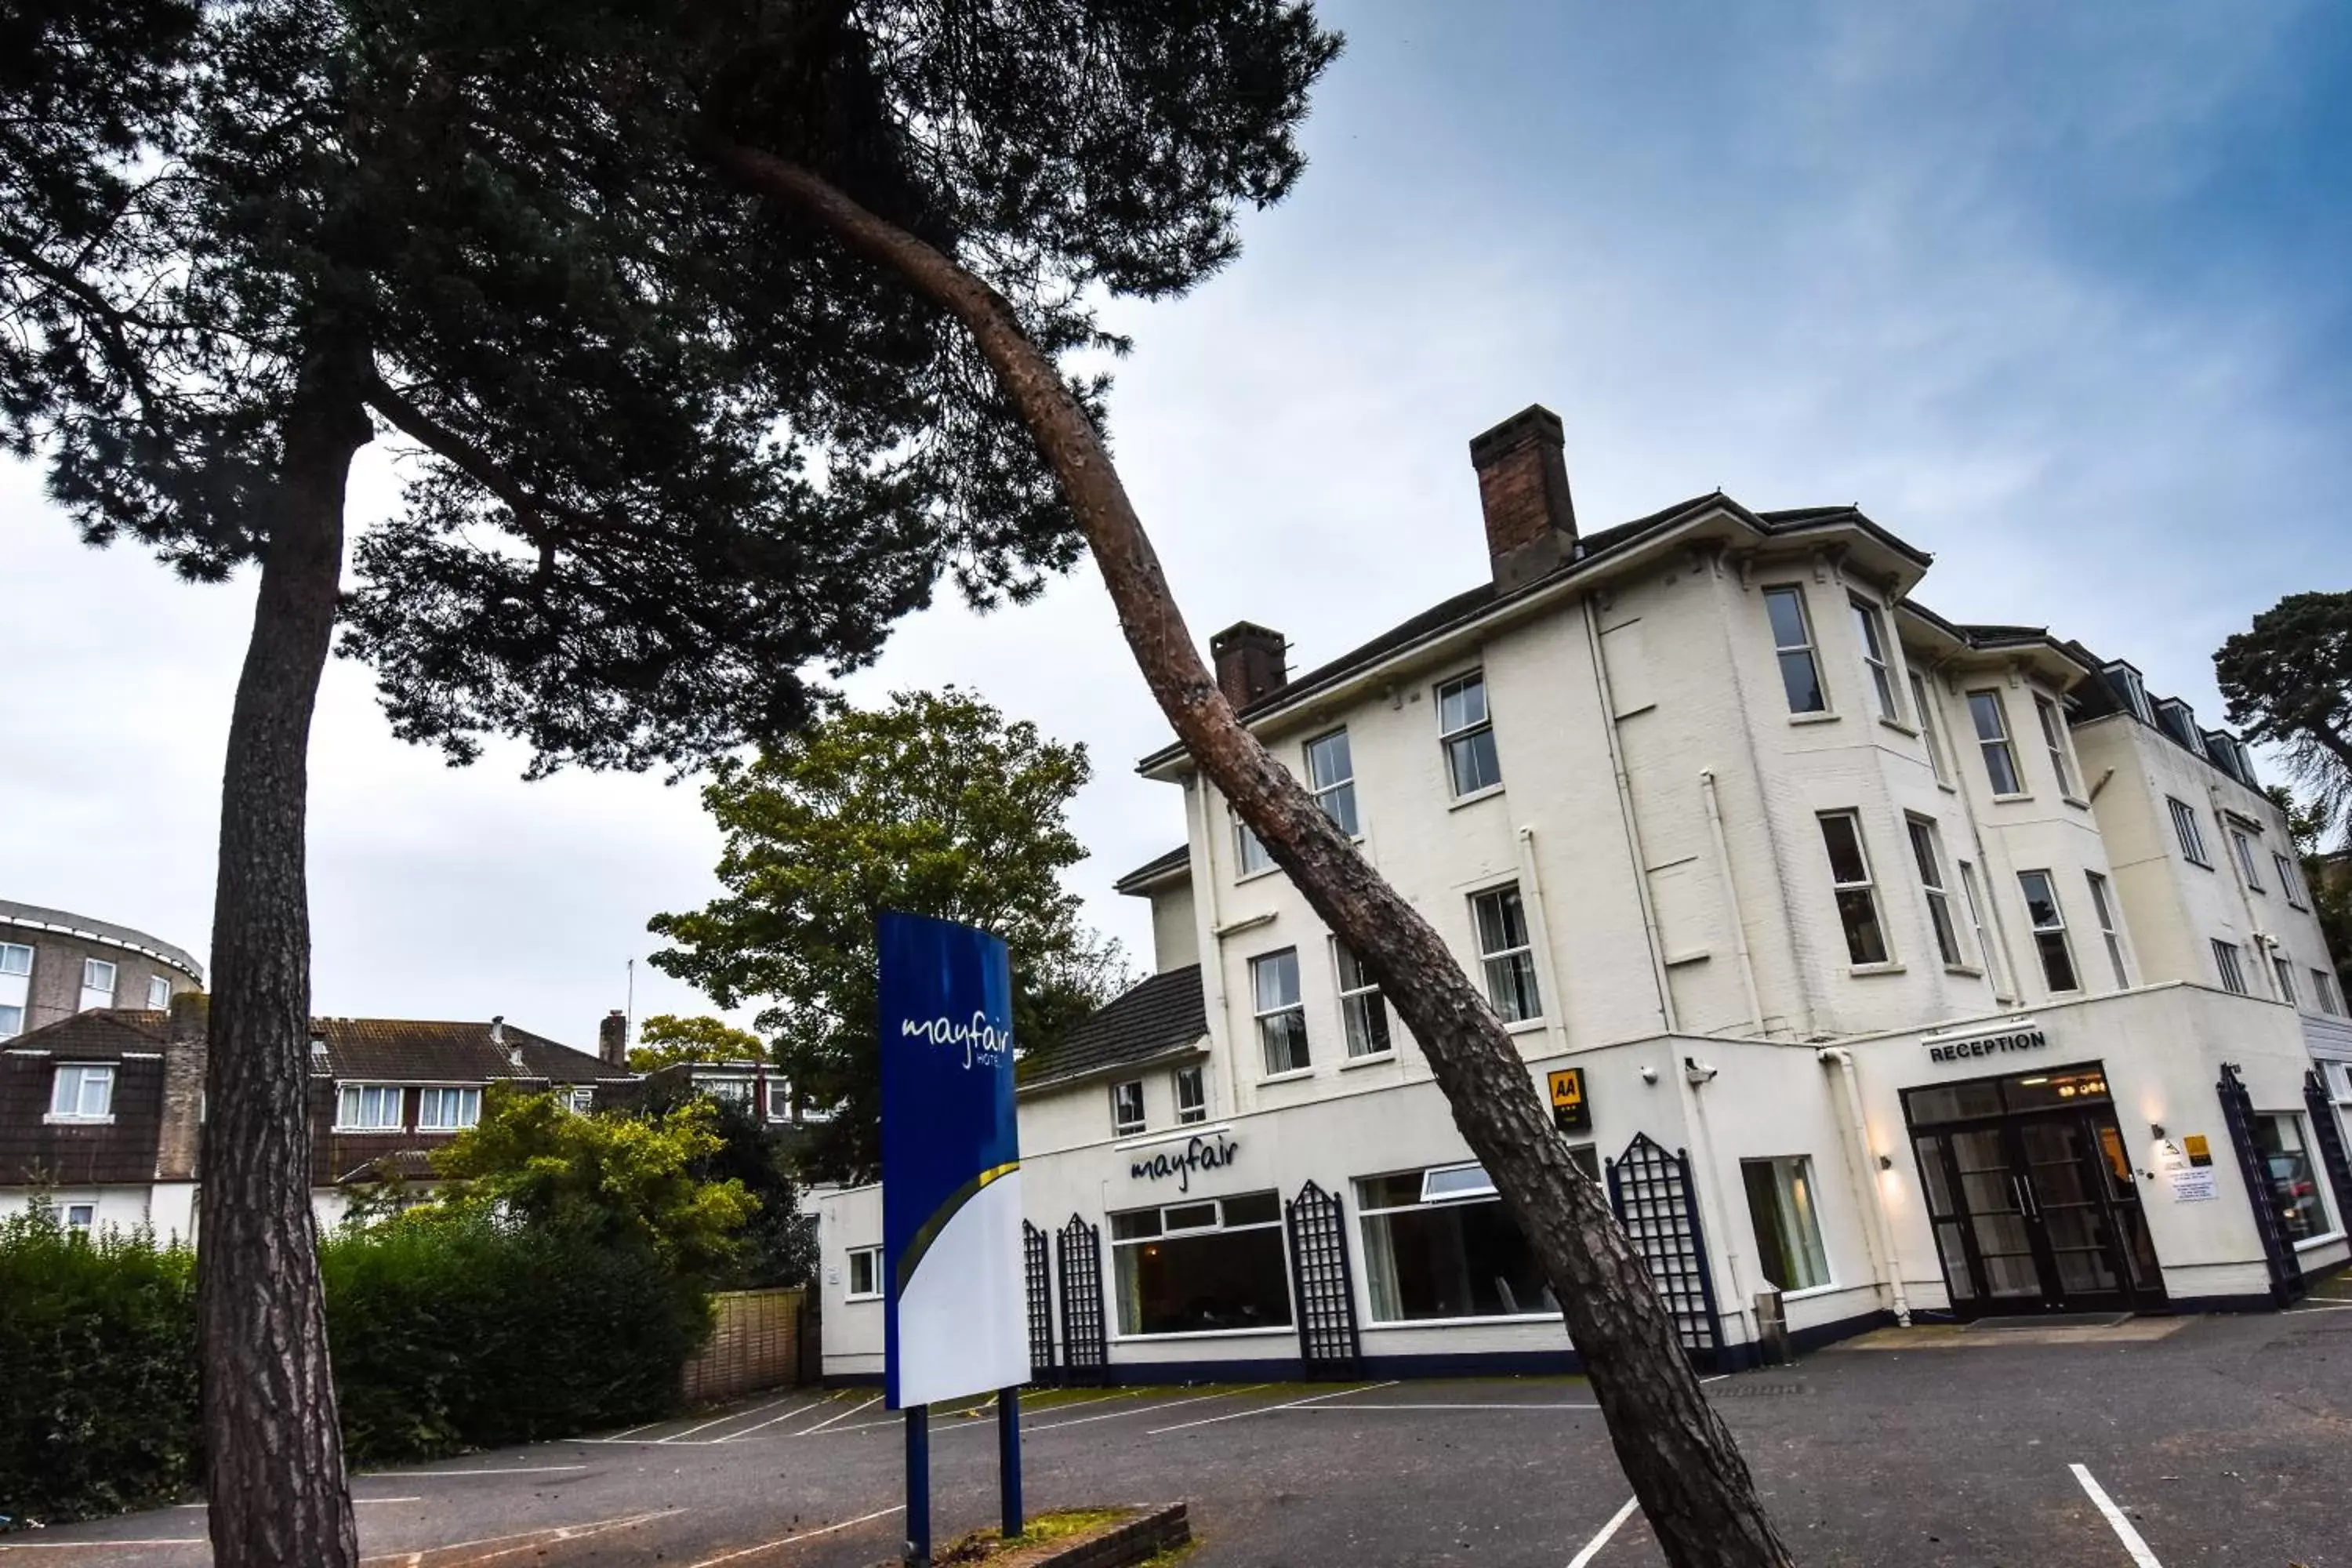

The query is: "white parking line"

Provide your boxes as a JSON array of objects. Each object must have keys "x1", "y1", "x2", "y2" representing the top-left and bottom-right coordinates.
[
  {"x1": 396, "y1": 1464, "x2": 590, "y2": 1478},
  {"x1": 1287, "y1": 1401, "x2": 1599, "y2": 1412},
  {"x1": 662, "y1": 1394, "x2": 803, "y2": 1443},
  {"x1": 359, "y1": 1508, "x2": 676, "y2": 1566},
  {"x1": 717, "y1": 1396, "x2": 831, "y2": 1442},
  {"x1": 2284, "y1": 1300, "x2": 2352, "y2": 1312},
  {"x1": 682, "y1": 1504, "x2": 906, "y2": 1567},
  {"x1": 2070, "y1": 1464, "x2": 2164, "y2": 1568},
  {"x1": 1024, "y1": 1385, "x2": 1264, "y2": 1432},
  {"x1": 1566, "y1": 1495, "x2": 1641, "y2": 1568},
  {"x1": 1146, "y1": 1379, "x2": 1399, "y2": 1435},
  {"x1": 0, "y1": 1541, "x2": 204, "y2": 1552},
  {"x1": 799, "y1": 1392, "x2": 881, "y2": 1436}
]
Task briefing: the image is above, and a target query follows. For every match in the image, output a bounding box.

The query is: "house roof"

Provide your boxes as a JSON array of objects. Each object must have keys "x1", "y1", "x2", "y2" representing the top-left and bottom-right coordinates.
[
  {"x1": 308, "y1": 1018, "x2": 631, "y2": 1084},
  {"x1": 1113, "y1": 844, "x2": 1191, "y2": 894},
  {"x1": 2, "y1": 1008, "x2": 170, "y2": 1058},
  {"x1": 1019, "y1": 965, "x2": 1207, "y2": 1092},
  {"x1": 1137, "y1": 492, "x2": 1936, "y2": 773}
]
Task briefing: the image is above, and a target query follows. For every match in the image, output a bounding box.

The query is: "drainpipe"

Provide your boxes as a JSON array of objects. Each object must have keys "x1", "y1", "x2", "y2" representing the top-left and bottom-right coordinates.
[
  {"x1": 1817, "y1": 1046, "x2": 1912, "y2": 1327},
  {"x1": 1676, "y1": 1062, "x2": 1754, "y2": 1343},
  {"x1": 1700, "y1": 770, "x2": 1765, "y2": 1033},
  {"x1": 1581, "y1": 594, "x2": 1678, "y2": 1034}
]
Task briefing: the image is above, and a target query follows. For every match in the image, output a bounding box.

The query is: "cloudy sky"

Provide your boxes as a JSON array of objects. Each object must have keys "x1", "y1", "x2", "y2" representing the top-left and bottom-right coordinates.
[{"x1": 4, "y1": 0, "x2": 2346, "y2": 1051}]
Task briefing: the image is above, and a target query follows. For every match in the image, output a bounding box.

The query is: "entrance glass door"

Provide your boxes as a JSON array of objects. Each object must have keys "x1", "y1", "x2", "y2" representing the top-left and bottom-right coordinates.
[{"x1": 1905, "y1": 1063, "x2": 2165, "y2": 1316}]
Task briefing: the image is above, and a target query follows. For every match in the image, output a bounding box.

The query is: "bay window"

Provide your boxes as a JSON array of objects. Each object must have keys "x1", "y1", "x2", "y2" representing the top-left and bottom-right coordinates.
[
  {"x1": 1905, "y1": 816, "x2": 1961, "y2": 966},
  {"x1": 1967, "y1": 691, "x2": 2023, "y2": 797},
  {"x1": 1850, "y1": 597, "x2": 1899, "y2": 720},
  {"x1": 2016, "y1": 870, "x2": 2079, "y2": 993}
]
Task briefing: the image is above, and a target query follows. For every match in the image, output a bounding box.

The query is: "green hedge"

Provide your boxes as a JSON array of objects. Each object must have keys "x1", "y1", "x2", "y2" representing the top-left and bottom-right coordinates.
[
  {"x1": 0, "y1": 1207, "x2": 200, "y2": 1526},
  {"x1": 322, "y1": 1213, "x2": 705, "y2": 1465},
  {"x1": 0, "y1": 1209, "x2": 706, "y2": 1525}
]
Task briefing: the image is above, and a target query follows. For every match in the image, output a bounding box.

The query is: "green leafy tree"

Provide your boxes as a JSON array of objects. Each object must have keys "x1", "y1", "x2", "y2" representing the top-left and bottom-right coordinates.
[
  {"x1": 628, "y1": 1013, "x2": 766, "y2": 1073},
  {"x1": 638, "y1": 1079, "x2": 818, "y2": 1290},
  {"x1": 2219, "y1": 592, "x2": 2352, "y2": 850},
  {"x1": 425, "y1": 1087, "x2": 756, "y2": 1283},
  {"x1": 2, "y1": 5, "x2": 1087, "y2": 1556},
  {"x1": 650, "y1": 688, "x2": 1129, "y2": 1182}
]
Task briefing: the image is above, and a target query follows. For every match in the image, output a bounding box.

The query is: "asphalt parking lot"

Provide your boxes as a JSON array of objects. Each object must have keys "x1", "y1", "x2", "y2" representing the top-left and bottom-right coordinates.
[{"x1": 10, "y1": 1286, "x2": 2350, "y2": 1566}]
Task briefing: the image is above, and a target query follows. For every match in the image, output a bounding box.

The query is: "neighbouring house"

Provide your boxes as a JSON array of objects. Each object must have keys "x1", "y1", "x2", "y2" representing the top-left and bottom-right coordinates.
[
  {"x1": 0, "y1": 999, "x2": 641, "y2": 1239},
  {"x1": 816, "y1": 402, "x2": 2352, "y2": 1385}
]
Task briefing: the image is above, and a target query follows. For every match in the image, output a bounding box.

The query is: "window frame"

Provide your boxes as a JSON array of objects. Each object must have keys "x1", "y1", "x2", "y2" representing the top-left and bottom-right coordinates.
[
  {"x1": 1957, "y1": 860, "x2": 1998, "y2": 987},
  {"x1": 145, "y1": 975, "x2": 171, "y2": 1011},
  {"x1": 1354, "y1": 1163, "x2": 1557, "y2": 1325},
  {"x1": 2212, "y1": 939, "x2": 2248, "y2": 996},
  {"x1": 2275, "y1": 852, "x2": 2307, "y2": 910},
  {"x1": 2015, "y1": 869, "x2": 2080, "y2": 993},
  {"x1": 2032, "y1": 692, "x2": 2079, "y2": 799},
  {"x1": 78, "y1": 957, "x2": 117, "y2": 1012},
  {"x1": 1762, "y1": 584, "x2": 1829, "y2": 716},
  {"x1": 2168, "y1": 797, "x2": 2211, "y2": 866},
  {"x1": 1910, "y1": 670, "x2": 1951, "y2": 784},
  {"x1": 2252, "y1": 1113, "x2": 2337, "y2": 1244},
  {"x1": 1468, "y1": 883, "x2": 1542, "y2": 1022},
  {"x1": 416, "y1": 1085, "x2": 481, "y2": 1131},
  {"x1": 1110, "y1": 1078, "x2": 1146, "y2": 1137},
  {"x1": 1331, "y1": 938, "x2": 1394, "y2": 1060},
  {"x1": 1303, "y1": 728, "x2": 1359, "y2": 837},
  {"x1": 2083, "y1": 870, "x2": 2129, "y2": 989},
  {"x1": 2229, "y1": 829, "x2": 2265, "y2": 894},
  {"x1": 1173, "y1": 1064, "x2": 1207, "y2": 1126},
  {"x1": 1436, "y1": 670, "x2": 1502, "y2": 798},
  {"x1": 1107, "y1": 1190, "x2": 1292, "y2": 1338},
  {"x1": 1232, "y1": 812, "x2": 1275, "y2": 878},
  {"x1": 1817, "y1": 811, "x2": 1891, "y2": 967},
  {"x1": 1904, "y1": 816, "x2": 1962, "y2": 967},
  {"x1": 1250, "y1": 948, "x2": 1309, "y2": 1076},
  {"x1": 0, "y1": 942, "x2": 29, "y2": 978},
  {"x1": 48, "y1": 1062, "x2": 116, "y2": 1121},
  {"x1": 63, "y1": 1202, "x2": 96, "y2": 1236},
  {"x1": 1965, "y1": 689, "x2": 2025, "y2": 798},
  {"x1": 337, "y1": 1082, "x2": 405, "y2": 1131},
  {"x1": 1850, "y1": 596, "x2": 1901, "y2": 722},
  {"x1": 846, "y1": 1245, "x2": 884, "y2": 1301},
  {"x1": 1740, "y1": 1155, "x2": 1833, "y2": 1294},
  {"x1": 2316, "y1": 969, "x2": 2343, "y2": 1018},
  {"x1": 2273, "y1": 955, "x2": 2298, "y2": 1007}
]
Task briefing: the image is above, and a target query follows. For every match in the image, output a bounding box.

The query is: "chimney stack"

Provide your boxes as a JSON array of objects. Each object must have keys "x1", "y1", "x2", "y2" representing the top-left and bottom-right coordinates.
[
  {"x1": 1469, "y1": 405, "x2": 1577, "y2": 592},
  {"x1": 156, "y1": 992, "x2": 209, "y2": 1181},
  {"x1": 599, "y1": 1009, "x2": 629, "y2": 1067},
  {"x1": 1210, "y1": 622, "x2": 1289, "y2": 710}
]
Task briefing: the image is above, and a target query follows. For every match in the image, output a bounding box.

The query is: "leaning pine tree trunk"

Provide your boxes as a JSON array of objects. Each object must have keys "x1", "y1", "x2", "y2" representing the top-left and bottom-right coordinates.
[
  {"x1": 717, "y1": 144, "x2": 1795, "y2": 1568},
  {"x1": 196, "y1": 350, "x2": 371, "y2": 1568}
]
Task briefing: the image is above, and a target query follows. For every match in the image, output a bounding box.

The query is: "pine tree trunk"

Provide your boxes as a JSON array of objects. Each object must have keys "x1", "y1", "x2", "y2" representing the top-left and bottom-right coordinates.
[
  {"x1": 196, "y1": 350, "x2": 371, "y2": 1568},
  {"x1": 714, "y1": 144, "x2": 1795, "y2": 1568}
]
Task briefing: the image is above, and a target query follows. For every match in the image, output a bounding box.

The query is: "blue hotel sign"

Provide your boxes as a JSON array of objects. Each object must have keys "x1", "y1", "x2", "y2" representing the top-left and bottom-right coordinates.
[{"x1": 879, "y1": 912, "x2": 1029, "y2": 1410}]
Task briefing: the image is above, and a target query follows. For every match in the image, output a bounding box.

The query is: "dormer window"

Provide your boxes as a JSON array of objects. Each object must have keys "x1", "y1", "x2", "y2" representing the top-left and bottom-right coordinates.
[
  {"x1": 338, "y1": 1083, "x2": 403, "y2": 1130},
  {"x1": 2103, "y1": 661, "x2": 2152, "y2": 724},
  {"x1": 48, "y1": 1063, "x2": 115, "y2": 1122},
  {"x1": 417, "y1": 1087, "x2": 481, "y2": 1131}
]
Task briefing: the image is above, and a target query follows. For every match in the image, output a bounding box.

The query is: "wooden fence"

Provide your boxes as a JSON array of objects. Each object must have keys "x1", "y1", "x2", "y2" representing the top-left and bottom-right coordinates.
[{"x1": 682, "y1": 1287, "x2": 812, "y2": 1404}]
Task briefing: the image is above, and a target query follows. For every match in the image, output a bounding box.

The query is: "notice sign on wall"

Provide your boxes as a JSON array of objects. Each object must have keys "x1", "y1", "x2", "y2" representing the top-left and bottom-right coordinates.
[
  {"x1": 2157, "y1": 1140, "x2": 2220, "y2": 1203},
  {"x1": 879, "y1": 912, "x2": 1029, "y2": 1409}
]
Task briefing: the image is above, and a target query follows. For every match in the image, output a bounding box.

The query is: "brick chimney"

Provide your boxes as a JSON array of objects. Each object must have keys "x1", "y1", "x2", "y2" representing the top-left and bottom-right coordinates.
[
  {"x1": 598, "y1": 1009, "x2": 629, "y2": 1067},
  {"x1": 157, "y1": 991, "x2": 208, "y2": 1181},
  {"x1": 1210, "y1": 622, "x2": 1288, "y2": 710},
  {"x1": 1469, "y1": 404, "x2": 1577, "y2": 591}
]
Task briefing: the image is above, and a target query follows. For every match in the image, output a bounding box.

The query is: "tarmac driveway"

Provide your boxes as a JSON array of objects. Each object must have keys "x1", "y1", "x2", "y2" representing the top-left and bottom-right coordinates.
[{"x1": 9, "y1": 1287, "x2": 2350, "y2": 1566}]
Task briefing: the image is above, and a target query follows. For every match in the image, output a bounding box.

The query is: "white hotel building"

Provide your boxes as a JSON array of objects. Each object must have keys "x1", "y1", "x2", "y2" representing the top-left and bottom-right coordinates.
[{"x1": 816, "y1": 405, "x2": 2352, "y2": 1381}]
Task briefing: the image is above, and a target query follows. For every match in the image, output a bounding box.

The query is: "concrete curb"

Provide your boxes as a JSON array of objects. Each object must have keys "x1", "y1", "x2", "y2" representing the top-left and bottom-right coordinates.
[{"x1": 1022, "y1": 1503, "x2": 1189, "y2": 1567}]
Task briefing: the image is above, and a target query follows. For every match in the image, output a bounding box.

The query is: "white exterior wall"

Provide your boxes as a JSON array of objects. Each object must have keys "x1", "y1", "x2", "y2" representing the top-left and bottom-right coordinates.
[
  {"x1": 1146, "y1": 879, "x2": 1199, "y2": 973},
  {"x1": 2, "y1": 1182, "x2": 168, "y2": 1239}
]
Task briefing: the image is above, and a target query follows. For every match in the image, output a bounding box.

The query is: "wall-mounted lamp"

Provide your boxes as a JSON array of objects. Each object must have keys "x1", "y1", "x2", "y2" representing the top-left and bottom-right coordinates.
[
  {"x1": 1639, "y1": 1065, "x2": 1659, "y2": 1086},
  {"x1": 1877, "y1": 1154, "x2": 1893, "y2": 1171},
  {"x1": 2150, "y1": 1122, "x2": 2166, "y2": 1141}
]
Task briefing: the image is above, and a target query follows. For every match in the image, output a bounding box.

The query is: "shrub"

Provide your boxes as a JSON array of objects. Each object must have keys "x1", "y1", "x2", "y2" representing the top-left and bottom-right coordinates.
[
  {"x1": 321, "y1": 1210, "x2": 707, "y2": 1465},
  {"x1": 0, "y1": 1206, "x2": 199, "y2": 1523}
]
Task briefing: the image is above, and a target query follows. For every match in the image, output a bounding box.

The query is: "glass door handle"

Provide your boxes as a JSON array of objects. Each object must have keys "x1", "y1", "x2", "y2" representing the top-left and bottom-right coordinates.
[{"x1": 2010, "y1": 1174, "x2": 2041, "y2": 1220}]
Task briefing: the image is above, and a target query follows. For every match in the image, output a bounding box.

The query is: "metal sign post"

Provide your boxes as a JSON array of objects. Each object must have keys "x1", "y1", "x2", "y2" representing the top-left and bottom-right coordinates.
[{"x1": 879, "y1": 913, "x2": 1031, "y2": 1566}]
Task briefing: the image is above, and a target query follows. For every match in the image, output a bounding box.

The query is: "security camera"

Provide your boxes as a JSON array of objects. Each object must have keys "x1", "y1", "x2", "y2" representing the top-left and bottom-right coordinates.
[
  {"x1": 1682, "y1": 1056, "x2": 1719, "y2": 1086},
  {"x1": 1639, "y1": 1065, "x2": 1660, "y2": 1085}
]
